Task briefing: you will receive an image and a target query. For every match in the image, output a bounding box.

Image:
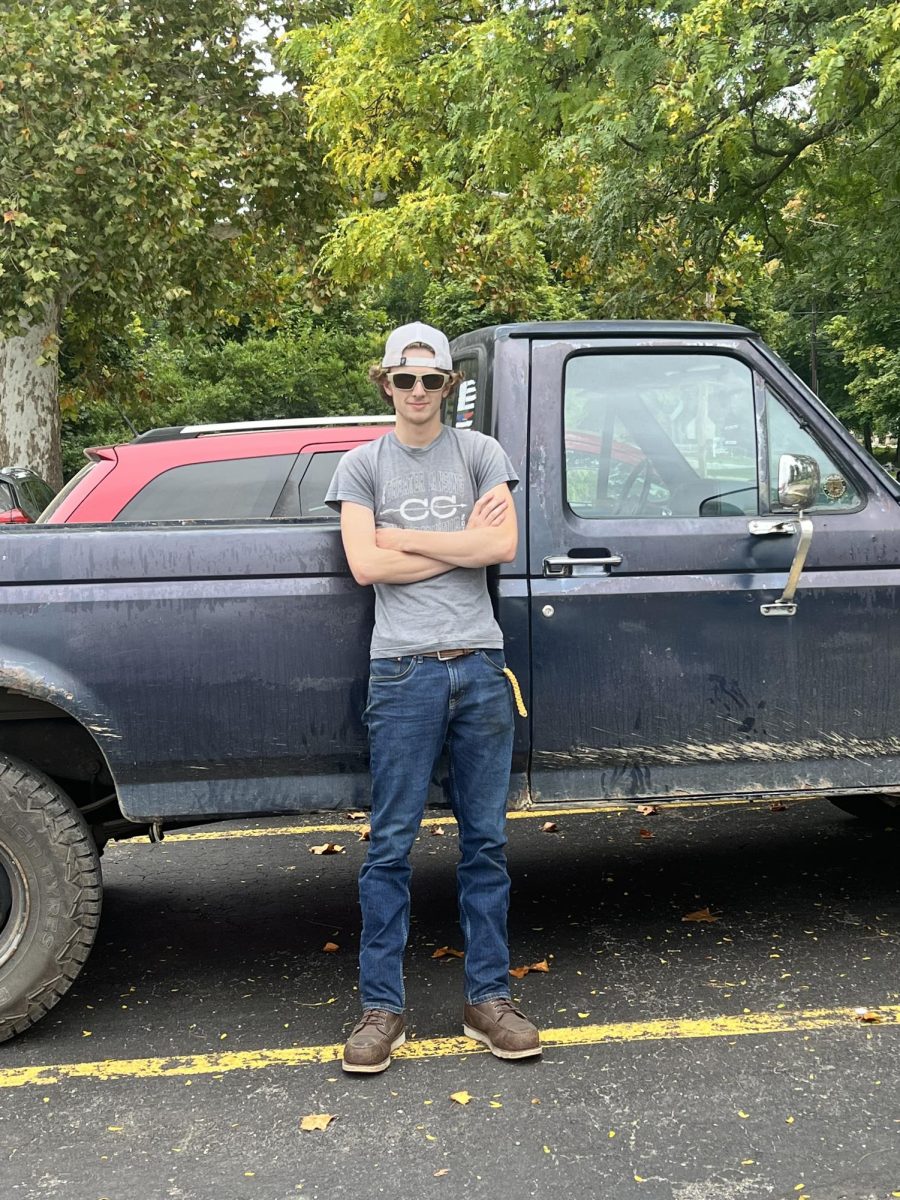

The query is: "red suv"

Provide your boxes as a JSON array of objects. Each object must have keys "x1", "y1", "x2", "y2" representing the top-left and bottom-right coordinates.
[{"x1": 39, "y1": 418, "x2": 394, "y2": 524}]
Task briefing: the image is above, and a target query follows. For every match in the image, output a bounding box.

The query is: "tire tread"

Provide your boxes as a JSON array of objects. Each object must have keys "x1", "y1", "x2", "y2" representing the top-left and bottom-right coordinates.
[{"x1": 0, "y1": 755, "x2": 102, "y2": 1043}]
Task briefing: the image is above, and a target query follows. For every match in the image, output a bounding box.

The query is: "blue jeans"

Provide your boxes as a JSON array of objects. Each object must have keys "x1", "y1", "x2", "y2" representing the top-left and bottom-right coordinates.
[{"x1": 359, "y1": 649, "x2": 516, "y2": 1013}]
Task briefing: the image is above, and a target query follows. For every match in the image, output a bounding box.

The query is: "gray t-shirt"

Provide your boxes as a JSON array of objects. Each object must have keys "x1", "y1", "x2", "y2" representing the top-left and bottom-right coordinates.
[{"x1": 325, "y1": 427, "x2": 519, "y2": 658}]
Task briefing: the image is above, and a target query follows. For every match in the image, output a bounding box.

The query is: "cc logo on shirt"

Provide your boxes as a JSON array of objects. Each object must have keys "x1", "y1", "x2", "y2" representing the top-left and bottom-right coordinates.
[{"x1": 382, "y1": 496, "x2": 468, "y2": 522}]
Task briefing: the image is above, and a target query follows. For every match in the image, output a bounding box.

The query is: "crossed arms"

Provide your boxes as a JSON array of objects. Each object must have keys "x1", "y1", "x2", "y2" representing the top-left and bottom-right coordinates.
[{"x1": 339, "y1": 484, "x2": 517, "y2": 586}]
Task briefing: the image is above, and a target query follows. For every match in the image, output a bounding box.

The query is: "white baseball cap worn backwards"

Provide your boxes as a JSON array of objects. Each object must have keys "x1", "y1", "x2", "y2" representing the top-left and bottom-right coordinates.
[{"x1": 381, "y1": 321, "x2": 453, "y2": 371}]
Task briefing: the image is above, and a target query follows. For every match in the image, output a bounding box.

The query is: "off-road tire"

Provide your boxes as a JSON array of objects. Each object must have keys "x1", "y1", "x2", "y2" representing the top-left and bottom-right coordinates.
[
  {"x1": 0, "y1": 754, "x2": 102, "y2": 1043},
  {"x1": 829, "y1": 796, "x2": 900, "y2": 827}
]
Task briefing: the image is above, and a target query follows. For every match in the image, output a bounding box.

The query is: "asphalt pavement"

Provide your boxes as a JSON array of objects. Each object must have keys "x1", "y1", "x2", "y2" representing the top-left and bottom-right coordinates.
[{"x1": 2, "y1": 797, "x2": 900, "y2": 1200}]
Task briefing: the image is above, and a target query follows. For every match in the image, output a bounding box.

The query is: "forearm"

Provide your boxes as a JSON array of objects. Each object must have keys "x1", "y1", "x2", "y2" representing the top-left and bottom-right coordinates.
[
  {"x1": 356, "y1": 547, "x2": 455, "y2": 585},
  {"x1": 391, "y1": 527, "x2": 517, "y2": 568}
]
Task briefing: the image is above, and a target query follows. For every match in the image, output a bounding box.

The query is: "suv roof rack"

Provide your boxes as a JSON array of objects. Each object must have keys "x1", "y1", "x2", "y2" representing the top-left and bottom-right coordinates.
[{"x1": 131, "y1": 415, "x2": 396, "y2": 443}]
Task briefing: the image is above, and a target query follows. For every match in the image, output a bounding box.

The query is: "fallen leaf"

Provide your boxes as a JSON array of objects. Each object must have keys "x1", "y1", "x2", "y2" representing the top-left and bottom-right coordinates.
[
  {"x1": 450, "y1": 1091, "x2": 472, "y2": 1105},
  {"x1": 358, "y1": 827, "x2": 370, "y2": 842},
  {"x1": 638, "y1": 828, "x2": 654, "y2": 839},
  {"x1": 432, "y1": 946, "x2": 464, "y2": 959},
  {"x1": 344, "y1": 811, "x2": 367, "y2": 821},
  {"x1": 770, "y1": 801, "x2": 787, "y2": 812},
  {"x1": 300, "y1": 1113, "x2": 336, "y2": 1131},
  {"x1": 540, "y1": 822, "x2": 558, "y2": 833},
  {"x1": 856, "y1": 1008, "x2": 883, "y2": 1023},
  {"x1": 309, "y1": 843, "x2": 344, "y2": 855},
  {"x1": 636, "y1": 804, "x2": 658, "y2": 816},
  {"x1": 434, "y1": 1169, "x2": 450, "y2": 1177},
  {"x1": 431, "y1": 826, "x2": 446, "y2": 836},
  {"x1": 509, "y1": 959, "x2": 550, "y2": 979},
  {"x1": 322, "y1": 942, "x2": 339, "y2": 953},
  {"x1": 682, "y1": 907, "x2": 719, "y2": 923}
]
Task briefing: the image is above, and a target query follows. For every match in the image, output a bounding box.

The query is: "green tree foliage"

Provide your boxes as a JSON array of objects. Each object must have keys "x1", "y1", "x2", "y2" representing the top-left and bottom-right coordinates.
[
  {"x1": 282, "y1": 0, "x2": 605, "y2": 321},
  {"x1": 282, "y1": 0, "x2": 773, "y2": 320},
  {"x1": 0, "y1": 0, "x2": 332, "y2": 484},
  {"x1": 285, "y1": 0, "x2": 900, "y2": 435}
]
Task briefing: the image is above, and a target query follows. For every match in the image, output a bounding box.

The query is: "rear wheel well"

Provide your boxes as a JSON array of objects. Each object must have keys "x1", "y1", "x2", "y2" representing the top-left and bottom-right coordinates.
[{"x1": 0, "y1": 690, "x2": 125, "y2": 840}]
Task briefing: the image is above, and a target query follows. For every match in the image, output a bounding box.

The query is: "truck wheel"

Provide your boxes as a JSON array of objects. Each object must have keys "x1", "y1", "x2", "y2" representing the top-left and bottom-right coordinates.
[
  {"x1": 829, "y1": 796, "x2": 900, "y2": 826},
  {"x1": 0, "y1": 754, "x2": 102, "y2": 1043}
]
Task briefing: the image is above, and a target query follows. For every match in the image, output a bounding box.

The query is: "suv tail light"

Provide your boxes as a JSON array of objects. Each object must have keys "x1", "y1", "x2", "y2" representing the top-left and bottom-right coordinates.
[{"x1": 0, "y1": 507, "x2": 30, "y2": 524}]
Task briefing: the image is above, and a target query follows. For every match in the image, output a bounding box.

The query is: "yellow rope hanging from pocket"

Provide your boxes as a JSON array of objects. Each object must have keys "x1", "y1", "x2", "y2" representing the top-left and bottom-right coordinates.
[{"x1": 502, "y1": 667, "x2": 528, "y2": 718}]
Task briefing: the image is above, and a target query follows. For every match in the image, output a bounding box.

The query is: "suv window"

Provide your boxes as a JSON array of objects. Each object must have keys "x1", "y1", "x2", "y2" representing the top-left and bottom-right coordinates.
[
  {"x1": 114, "y1": 455, "x2": 297, "y2": 522},
  {"x1": 17, "y1": 476, "x2": 56, "y2": 520},
  {"x1": 564, "y1": 352, "x2": 758, "y2": 518},
  {"x1": 0, "y1": 482, "x2": 14, "y2": 513},
  {"x1": 298, "y1": 451, "x2": 344, "y2": 518}
]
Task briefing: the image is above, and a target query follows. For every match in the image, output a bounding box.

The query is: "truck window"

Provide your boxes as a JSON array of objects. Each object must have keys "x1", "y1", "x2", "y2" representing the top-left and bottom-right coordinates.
[
  {"x1": 450, "y1": 357, "x2": 479, "y2": 429},
  {"x1": 764, "y1": 385, "x2": 862, "y2": 511},
  {"x1": 564, "y1": 352, "x2": 758, "y2": 519},
  {"x1": 113, "y1": 455, "x2": 297, "y2": 522}
]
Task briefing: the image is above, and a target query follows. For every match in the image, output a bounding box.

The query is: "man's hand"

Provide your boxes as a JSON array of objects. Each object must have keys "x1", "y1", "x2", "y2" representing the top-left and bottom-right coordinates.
[{"x1": 467, "y1": 487, "x2": 510, "y2": 529}]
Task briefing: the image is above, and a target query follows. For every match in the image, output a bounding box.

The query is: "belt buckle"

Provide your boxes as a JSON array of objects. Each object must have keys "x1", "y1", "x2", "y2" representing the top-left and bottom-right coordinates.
[{"x1": 436, "y1": 648, "x2": 462, "y2": 661}]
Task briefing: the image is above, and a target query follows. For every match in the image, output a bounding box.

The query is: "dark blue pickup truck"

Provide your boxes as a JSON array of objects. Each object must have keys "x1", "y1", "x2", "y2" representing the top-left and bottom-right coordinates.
[{"x1": 2, "y1": 319, "x2": 899, "y2": 1042}]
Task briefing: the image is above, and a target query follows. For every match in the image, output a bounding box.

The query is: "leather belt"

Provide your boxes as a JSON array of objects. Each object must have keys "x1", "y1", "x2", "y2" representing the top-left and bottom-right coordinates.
[{"x1": 420, "y1": 648, "x2": 476, "y2": 661}]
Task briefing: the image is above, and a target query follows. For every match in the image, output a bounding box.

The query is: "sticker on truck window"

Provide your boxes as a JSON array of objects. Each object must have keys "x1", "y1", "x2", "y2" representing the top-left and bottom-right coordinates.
[{"x1": 456, "y1": 379, "x2": 477, "y2": 429}]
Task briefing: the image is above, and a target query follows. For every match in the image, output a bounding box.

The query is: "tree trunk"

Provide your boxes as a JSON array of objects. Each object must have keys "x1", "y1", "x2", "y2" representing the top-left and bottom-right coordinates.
[
  {"x1": 0, "y1": 305, "x2": 63, "y2": 491},
  {"x1": 863, "y1": 421, "x2": 873, "y2": 455}
]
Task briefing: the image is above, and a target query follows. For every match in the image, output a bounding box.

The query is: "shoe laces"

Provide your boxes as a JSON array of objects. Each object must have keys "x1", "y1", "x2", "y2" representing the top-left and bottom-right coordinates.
[
  {"x1": 487, "y1": 998, "x2": 525, "y2": 1019},
  {"x1": 355, "y1": 1009, "x2": 395, "y2": 1032}
]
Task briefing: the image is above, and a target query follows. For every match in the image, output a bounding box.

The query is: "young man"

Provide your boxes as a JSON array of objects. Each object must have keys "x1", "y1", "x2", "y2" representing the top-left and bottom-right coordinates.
[{"x1": 325, "y1": 321, "x2": 541, "y2": 1074}]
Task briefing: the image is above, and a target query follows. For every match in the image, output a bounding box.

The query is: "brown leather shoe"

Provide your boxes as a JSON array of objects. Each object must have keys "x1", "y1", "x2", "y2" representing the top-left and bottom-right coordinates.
[
  {"x1": 342, "y1": 1010, "x2": 406, "y2": 1074},
  {"x1": 463, "y1": 998, "x2": 541, "y2": 1059}
]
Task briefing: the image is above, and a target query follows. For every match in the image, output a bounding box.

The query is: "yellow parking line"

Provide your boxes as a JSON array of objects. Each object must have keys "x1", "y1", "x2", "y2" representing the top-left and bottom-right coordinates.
[
  {"x1": 122, "y1": 796, "x2": 805, "y2": 846},
  {"x1": 0, "y1": 1001, "x2": 892, "y2": 1090}
]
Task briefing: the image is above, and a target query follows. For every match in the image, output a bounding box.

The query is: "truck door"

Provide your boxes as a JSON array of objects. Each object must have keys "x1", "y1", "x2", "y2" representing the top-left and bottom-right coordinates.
[{"x1": 528, "y1": 333, "x2": 900, "y2": 803}]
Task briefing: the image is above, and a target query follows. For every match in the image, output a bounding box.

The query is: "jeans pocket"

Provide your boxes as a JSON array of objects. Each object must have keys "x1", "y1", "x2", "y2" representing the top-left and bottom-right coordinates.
[
  {"x1": 477, "y1": 649, "x2": 508, "y2": 675},
  {"x1": 369, "y1": 655, "x2": 418, "y2": 683}
]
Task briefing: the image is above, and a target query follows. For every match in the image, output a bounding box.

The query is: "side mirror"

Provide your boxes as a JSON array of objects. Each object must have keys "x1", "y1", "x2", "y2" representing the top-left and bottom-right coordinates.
[{"x1": 777, "y1": 453, "x2": 820, "y2": 510}]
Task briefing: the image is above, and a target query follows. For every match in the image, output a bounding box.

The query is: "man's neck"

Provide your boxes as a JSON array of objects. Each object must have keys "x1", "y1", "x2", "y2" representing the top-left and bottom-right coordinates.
[{"x1": 392, "y1": 414, "x2": 444, "y2": 448}]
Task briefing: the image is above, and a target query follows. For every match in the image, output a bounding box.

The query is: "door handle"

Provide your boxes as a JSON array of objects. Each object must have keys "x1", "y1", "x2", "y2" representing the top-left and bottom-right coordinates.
[
  {"x1": 543, "y1": 554, "x2": 623, "y2": 577},
  {"x1": 748, "y1": 518, "x2": 799, "y2": 536}
]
